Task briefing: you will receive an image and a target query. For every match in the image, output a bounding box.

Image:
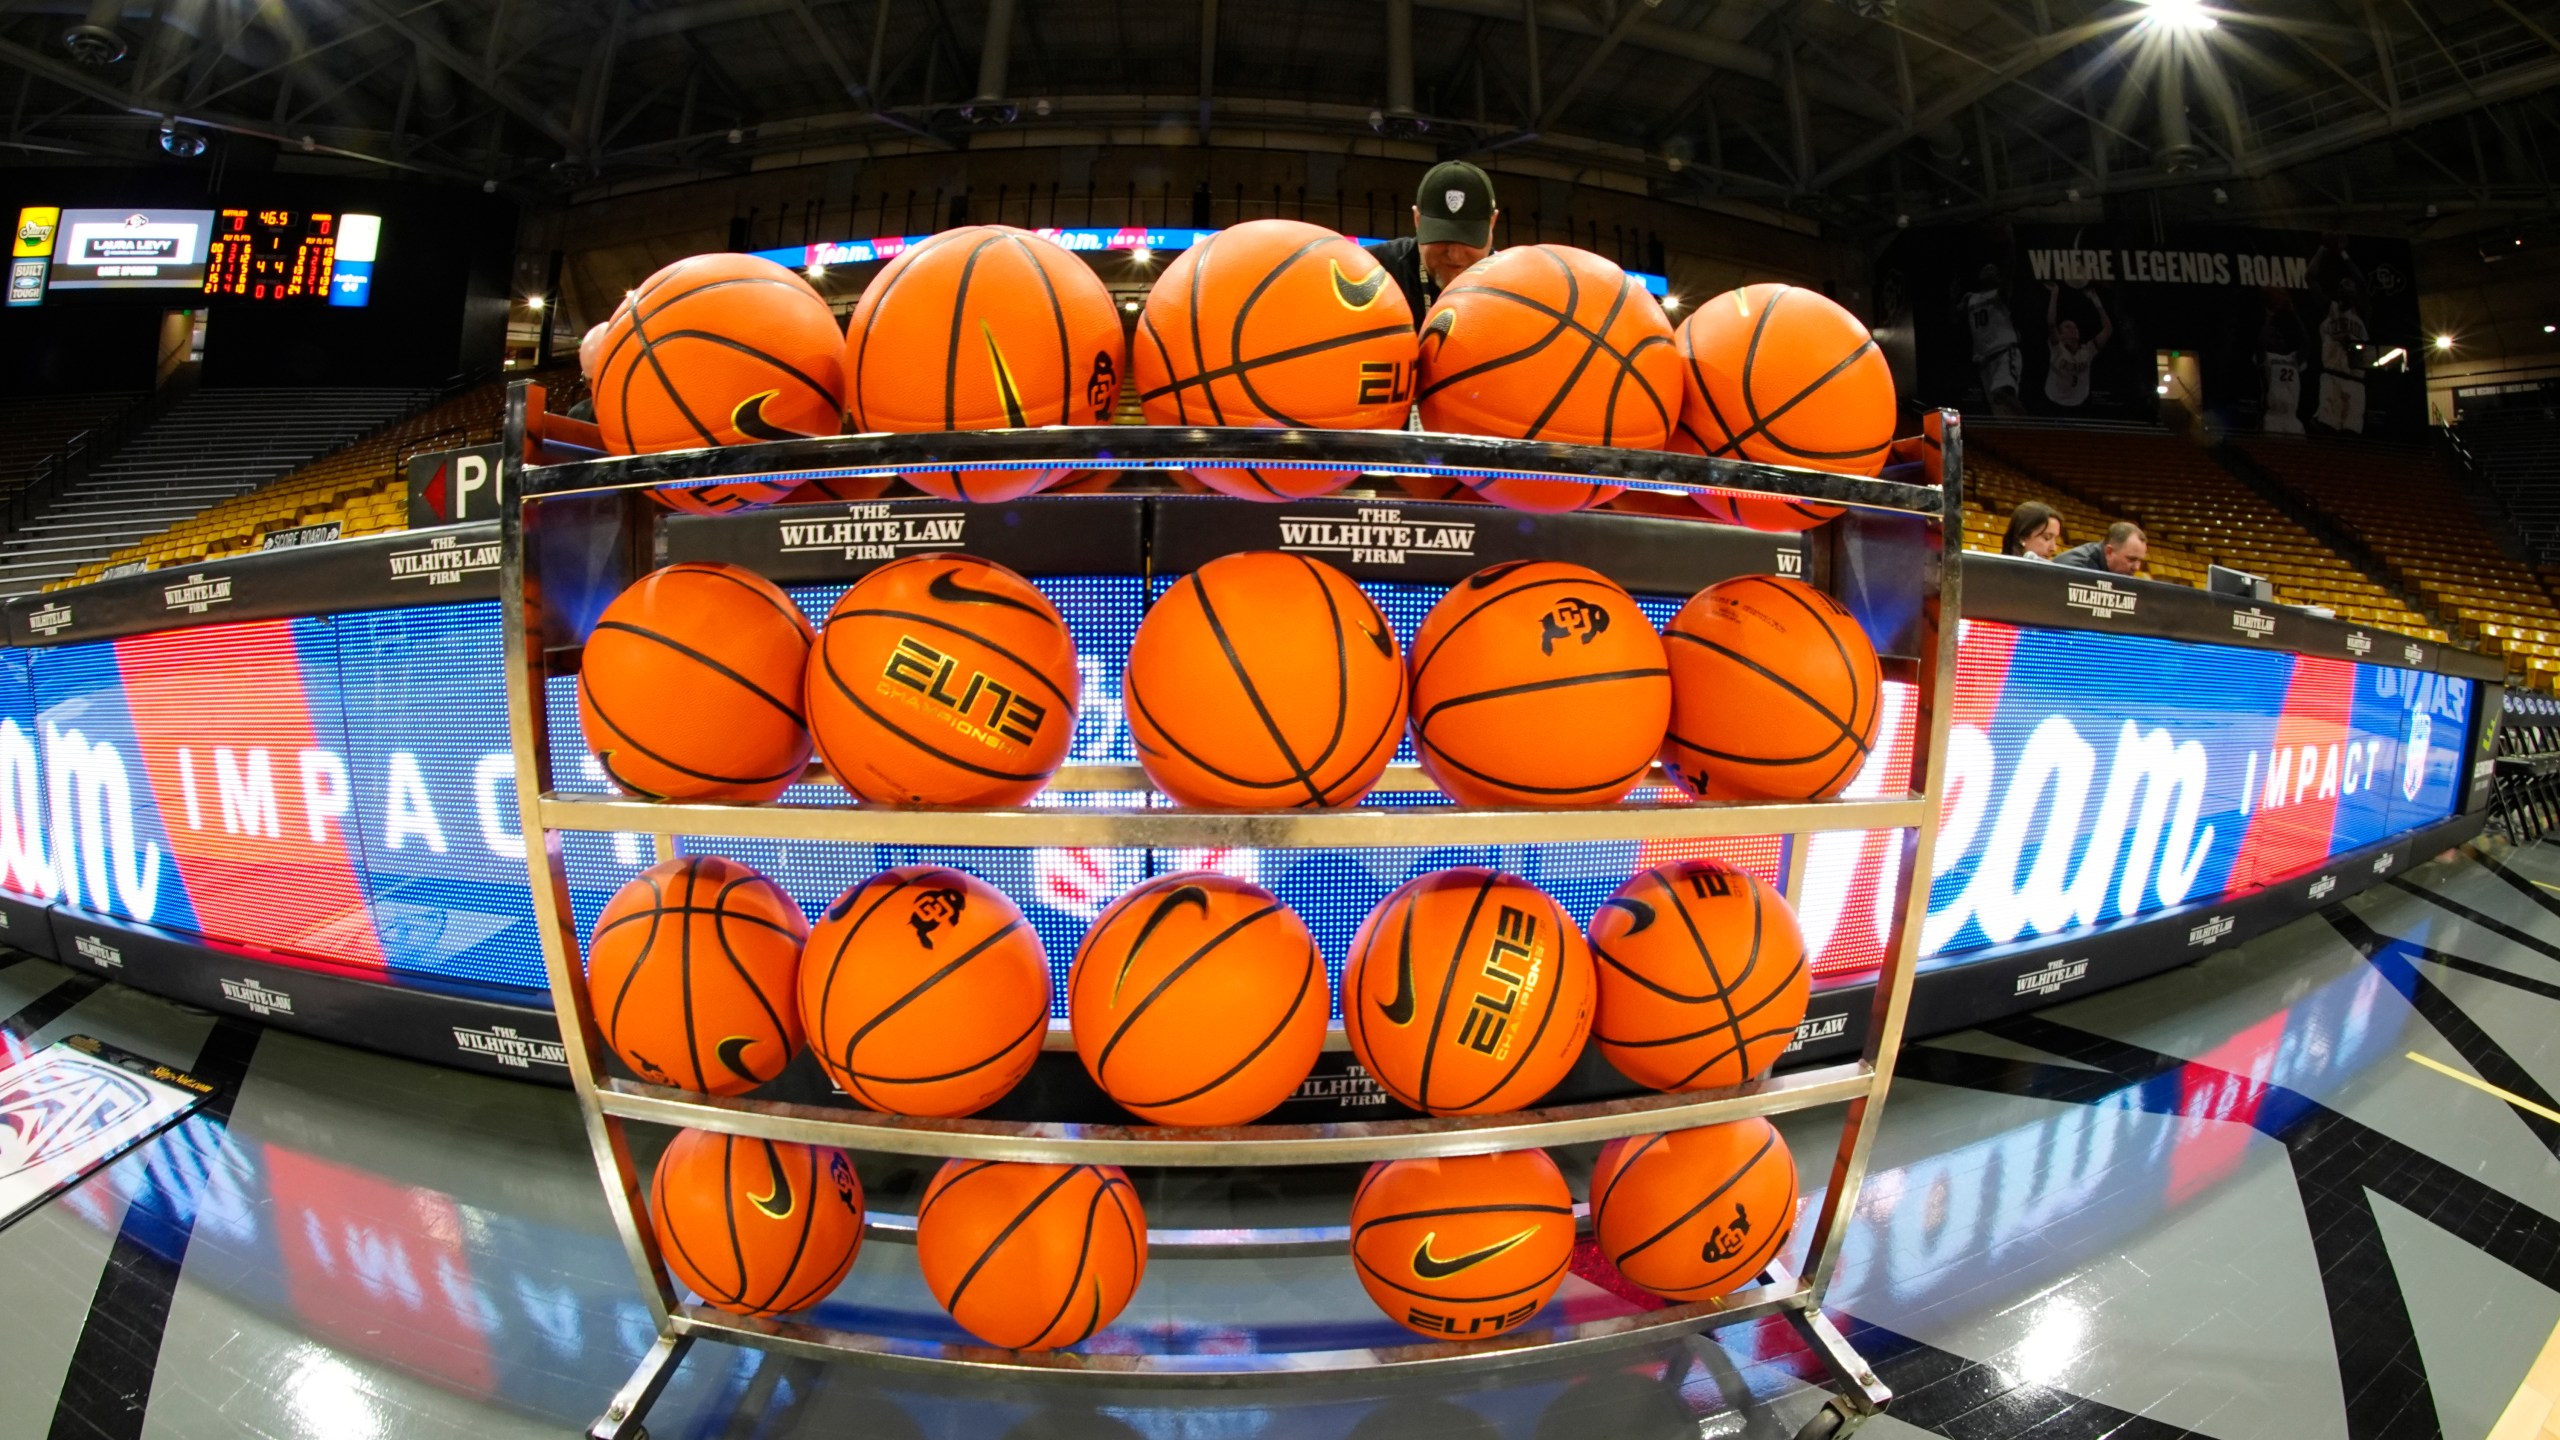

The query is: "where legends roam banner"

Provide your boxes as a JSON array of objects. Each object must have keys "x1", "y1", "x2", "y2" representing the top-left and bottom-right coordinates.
[{"x1": 0, "y1": 598, "x2": 2471, "y2": 1010}]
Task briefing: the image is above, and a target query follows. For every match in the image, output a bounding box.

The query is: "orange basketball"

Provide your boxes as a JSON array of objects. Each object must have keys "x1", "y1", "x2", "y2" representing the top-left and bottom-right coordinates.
[
  {"x1": 1887, "y1": 410, "x2": 1947, "y2": 474},
  {"x1": 651, "y1": 479, "x2": 802, "y2": 515},
  {"x1": 806, "y1": 553, "x2": 1079, "y2": 806},
  {"x1": 780, "y1": 472, "x2": 893, "y2": 504},
  {"x1": 1408, "y1": 561, "x2": 1670, "y2": 807},
  {"x1": 1676, "y1": 284, "x2": 1893, "y2": 476},
  {"x1": 1588, "y1": 859, "x2": 1809, "y2": 1091},
  {"x1": 1467, "y1": 477, "x2": 1623, "y2": 513},
  {"x1": 1590, "y1": 1120, "x2": 1797, "y2": 1302},
  {"x1": 798, "y1": 867, "x2": 1051, "y2": 1117},
  {"x1": 916, "y1": 1160, "x2": 1146, "y2": 1350},
  {"x1": 1068, "y1": 873, "x2": 1326, "y2": 1126},
  {"x1": 1125, "y1": 551, "x2": 1406, "y2": 808},
  {"x1": 1661, "y1": 575, "x2": 1880, "y2": 802},
  {"x1": 1134, "y1": 218, "x2": 1415, "y2": 501},
  {"x1": 844, "y1": 226, "x2": 1124, "y2": 502},
  {"x1": 594, "y1": 252, "x2": 845, "y2": 454},
  {"x1": 1341, "y1": 869, "x2": 1596, "y2": 1116},
  {"x1": 649, "y1": 1127, "x2": 863, "y2": 1317},
  {"x1": 1348, "y1": 1148, "x2": 1575, "y2": 1340},
  {"x1": 586, "y1": 856, "x2": 808, "y2": 1094},
  {"x1": 578, "y1": 562, "x2": 815, "y2": 803},
  {"x1": 1417, "y1": 245, "x2": 1680, "y2": 448}
]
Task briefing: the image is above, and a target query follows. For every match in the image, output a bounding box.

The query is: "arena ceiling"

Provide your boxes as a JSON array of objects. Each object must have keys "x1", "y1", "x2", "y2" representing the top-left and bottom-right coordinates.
[{"x1": 1, "y1": 0, "x2": 2556, "y2": 237}]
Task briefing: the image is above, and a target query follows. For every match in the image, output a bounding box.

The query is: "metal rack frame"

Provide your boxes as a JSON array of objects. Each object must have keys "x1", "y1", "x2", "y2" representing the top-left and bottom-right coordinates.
[{"x1": 498, "y1": 385, "x2": 1962, "y2": 1439}]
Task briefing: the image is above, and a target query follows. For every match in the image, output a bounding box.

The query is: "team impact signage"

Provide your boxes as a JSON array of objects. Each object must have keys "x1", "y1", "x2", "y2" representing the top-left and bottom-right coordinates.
[{"x1": 1878, "y1": 222, "x2": 2427, "y2": 438}]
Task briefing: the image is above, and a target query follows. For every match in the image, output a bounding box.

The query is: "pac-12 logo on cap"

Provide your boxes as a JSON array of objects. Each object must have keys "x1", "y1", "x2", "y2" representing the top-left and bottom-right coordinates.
[{"x1": 1445, "y1": 189, "x2": 1467, "y2": 213}]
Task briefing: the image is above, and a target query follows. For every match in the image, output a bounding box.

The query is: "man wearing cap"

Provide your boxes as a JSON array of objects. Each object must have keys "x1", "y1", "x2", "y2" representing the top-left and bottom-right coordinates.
[{"x1": 1363, "y1": 161, "x2": 1499, "y2": 327}]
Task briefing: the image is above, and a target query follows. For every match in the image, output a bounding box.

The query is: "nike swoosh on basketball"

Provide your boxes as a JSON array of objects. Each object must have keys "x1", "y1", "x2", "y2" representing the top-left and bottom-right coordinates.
[
  {"x1": 1411, "y1": 1226, "x2": 1537, "y2": 1279},
  {"x1": 1376, "y1": 931, "x2": 1418, "y2": 1026},
  {"x1": 751, "y1": 1141, "x2": 796, "y2": 1220},
  {"x1": 730, "y1": 389, "x2": 810, "y2": 442},
  {"x1": 927, "y1": 568, "x2": 1045, "y2": 615},
  {"x1": 1600, "y1": 895, "x2": 1656, "y2": 935},
  {"x1": 714, "y1": 1035, "x2": 762, "y2": 1084},
  {"x1": 1330, "y1": 260, "x2": 1390, "y2": 310}
]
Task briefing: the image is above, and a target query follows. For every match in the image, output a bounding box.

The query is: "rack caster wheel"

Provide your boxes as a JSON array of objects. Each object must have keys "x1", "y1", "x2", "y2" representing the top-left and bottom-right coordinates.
[{"x1": 1793, "y1": 1398, "x2": 1867, "y2": 1439}]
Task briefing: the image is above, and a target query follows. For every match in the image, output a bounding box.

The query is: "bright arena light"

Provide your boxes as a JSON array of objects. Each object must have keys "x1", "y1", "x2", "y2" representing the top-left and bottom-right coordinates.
[
  {"x1": 524, "y1": 295, "x2": 545, "y2": 311},
  {"x1": 2138, "y1": 0, "x2": 2218, "y2": 31},
  {"x1": 2435, "y1": 333, "x2": 2456, "y2": 351}
]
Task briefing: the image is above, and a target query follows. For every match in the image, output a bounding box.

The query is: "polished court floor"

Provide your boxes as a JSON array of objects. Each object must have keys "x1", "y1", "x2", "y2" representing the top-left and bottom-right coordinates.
[{"x1": 9, "y1": 838, "x2": 2560, "y2": 1439}]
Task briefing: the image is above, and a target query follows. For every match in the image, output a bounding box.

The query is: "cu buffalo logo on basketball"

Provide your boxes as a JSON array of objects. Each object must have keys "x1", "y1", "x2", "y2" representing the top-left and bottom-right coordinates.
[
  {"x1": 1085, "y1": 350, "x2": 1118, "y2": 416},
  {"x1": 1700, "y1": 1201, "x2": 1753, "y2": 1263},
  {"x1": 1538, "y1": 596, "x2": 1611, "y2": 655},
  {"x1": 907, "y1": 886, "x2": 968, "y2": 948},
  {"x1": 880, "y1": 634, "x2": 1049, "y2": 754}
]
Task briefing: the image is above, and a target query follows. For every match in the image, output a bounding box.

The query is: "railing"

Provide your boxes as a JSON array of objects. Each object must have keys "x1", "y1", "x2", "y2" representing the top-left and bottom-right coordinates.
[{"x1": 2, "y1": 382, "x2": 185, "y2": 537}]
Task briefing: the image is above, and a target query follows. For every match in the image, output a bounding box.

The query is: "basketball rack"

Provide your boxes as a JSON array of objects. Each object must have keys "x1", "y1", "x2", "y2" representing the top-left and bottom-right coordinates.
[{"x1": 498, "y1": 382, "x2": 1962, "y2": 1440}]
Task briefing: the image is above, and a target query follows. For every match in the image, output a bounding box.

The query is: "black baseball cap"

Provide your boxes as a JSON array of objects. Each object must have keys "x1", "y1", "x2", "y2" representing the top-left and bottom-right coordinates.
[{"x1": 1415, "y1": 161, "x2": 1497, "y2": 247}]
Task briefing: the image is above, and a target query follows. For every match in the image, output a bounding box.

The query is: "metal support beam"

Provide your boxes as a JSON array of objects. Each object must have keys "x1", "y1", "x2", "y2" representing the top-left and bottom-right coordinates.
[
  {"x1": 867, "y1": 0, "x2": 892, "y2": 99},
  {"x1": 1521, "y1": 0, "x2": 1541, "y2": 120},
  {"x1": 974, "y1": 0, "x2": 1014, "y2": 104},
  {"x1": 1386, "y1": 0, "x2": 1415, "y2": 117},
  {"x1": 1538, "y1": 0, "x2": 1653, "y2": 132},
  {"x1": 1780, "y1": 30, "x2": 1812, "y2": 185},
  {"x1": 346, "y1": 0, "x2": 577, "y2": 150},
  {"x1": 1195, "y1": 0, "x2": 1218, "y2": 142},
  {"x1": 1806, "y1": 14, "x2": 2121, "y2": 189}
]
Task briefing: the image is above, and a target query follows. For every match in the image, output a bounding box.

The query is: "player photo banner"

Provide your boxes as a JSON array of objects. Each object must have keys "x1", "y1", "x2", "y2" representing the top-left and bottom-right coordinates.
[
  {"x1": 1877, "y1": 222, "x2": 2426, "y2": 440},
  {"x1": 0, "y1": 1034, "x2": 211, "y2": 1229}
]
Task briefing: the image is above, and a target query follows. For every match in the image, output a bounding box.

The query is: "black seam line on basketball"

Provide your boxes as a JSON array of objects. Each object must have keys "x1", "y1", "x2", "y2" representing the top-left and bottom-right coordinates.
[
  {"x1": 1597, "y1": 272, "x2": 1676, "y2": 439},
  {"x1": 655, "y1": 1164, "x2": 726, "y2": 1305},
  {"x1": 1720, "y1": 338, "x2": 1887, "y2": 459},
  {"x1": 1413, "y1": 666, "x2": 1670, "y2": 730},
  {"x1": 1662, "y1": 630, "x2": 1871, "y2": 756},
  {"x1": 1186, "y1": 229, "x2": 1226, "y2": 423},
  {"x1": 1139, "y1": 312, "x2": 1186, "y2": 424},
  {"x1": 1745, "y1": 575, "x2": 1874, "y2": 734},
  {"x1": 820, "y1": 652, "x2": 1056, "y2": 784},
  {"x1": 1667, "y1": 1021, "x2": 1803, "y2": 1091},
  {"x1": 811, "y1": 872, "x2": 924, "y2": 1077},
  {"x1": 1352, "y1": 1200, "x2": 1577, "y2": 1234},
  {"x1": 827, "y1": 606, "x2": 1074, "y2": 705},
  {"x1": 619, "y1": 329, "x2": 841, "y2": 419},
  {"x1": 1129, "y1": 689, "x2": 1331, "y2": 796},
  {"x1": 1615, "y1": 1126, "x2": 1776, "y2": 1265},
  {"x1": 1667, "y1": 867, "x2": 1752, "y2": 1073},
  {"x1": 1321, "y1": 677, "x2": 1407, "y2": 799},
  {"x1": 1095, "y1": 898, "x2": 1285, "y2": 1078},
  {"x1": 1191, "y1": 569, "x2": 1329, "y2": 807},
  {"x1": 917, "y1": 1159, "x2": 1005, "y2": 1232},
  {"x1": 853, "y1": 229, "x2": 971, "y2": 427},
  {"x1": 1034, "y1": 1177, "x2": 1112, "y2": 1347},
  {"x1": 1292, "y1": 553, "x2": 1358, "y2": 780},
  {"x1": 1416, "y1": 873, "x2": 1500, "y2": 1111},
  {"x1": 1592, "y1": 1132, "x2": 1666, "y2": 1222},
  {"x1": 664, "y1": 563, "x2": 818, "y2": 644},
  {"x1": 717, "y1": 1133, "x2": 751, "y2": 1302},
  {"x1": 1411, "y1": 269, "x2": 1578, "y2": 405},
  {"x1": 1524, "y1": 255, "x2": 1614, "y2": 441},
  {"x1": 1686, "y1": 333, "x2": 1745, "y2": 459},
  {"x1": 679, "y1": 866, "x2": 709, "y2": 1091},
  {"x1": 1413, "y1": 275, "x2": 1679, "y2": 423},
  {"x1": 1437, "y1": 902, "x2": 1576, "y2": 1113},
  {"x1": 1111, "y1": 915, "x2": 1316, "y2": 1111},
  {"x1": 1097, "y1": 1177, "x2": 1145, "y2": 1333},
  {"x1": 1411, "y1": 572, "x2": 1626, "y2": 684},
  {"x1": 599, "y1": 273, "x2": 818, "y2": 409},
  {"x1": 943, "y1": 234, "x2": 999, "y2": 429},
  {"x1": 1416, "y1": 729, "x2": 1653, "y2": 798},
  {"x1": 841, "y1": 1002, "x2": 1043, "y2": 1087},
  {"x1": 620, "y1": 286, "x2": 721, "y2": 448},
  {"x1": 709, "y1": 872, "x2": 798, "y2": 1081},
  {"x1": 755, "y1": 1140, "x2": 817, "y2": 1315},
  {"x1": 1596, "y1": 1015, "x2": 1800, "y2": 1051},
  {"x1": 1000, "y1": 231, "x2": 1078, "y2": 426},
  {"x1": 944, "y1": 1163, "x2": 1084, "y2": 1317},
  {"x1": 602, "y1": 868, "x2": 667, "y2": 1048},
  {"x1": 1736, "y1": 286, "x2": 1781, "y2": 433},
  {"x1": 592, "y1": 902, "x2": 806, "y2": 945},
  {"x1": 1226, "y1": 234, "x2": 1365, "y2": 428},
  {"x1": 1133, "y1": 323, "x2": 1420, "y2": 403},
  {"x1": 585, "y1": 686, "x2": 804, "y2": 787},
  {"x1": 44, "y1": 1016, "x2": 262, "y2": 1440},
  {"x1": 771, "y1": 1161, "x2": 859, "y2": 1313},
  {"x1": 1665, "y1": 731, "x2": 1853, "y2": 768},
  {"x1": 837, "y1": 917, "x2": 1034, "y2": 1077}
]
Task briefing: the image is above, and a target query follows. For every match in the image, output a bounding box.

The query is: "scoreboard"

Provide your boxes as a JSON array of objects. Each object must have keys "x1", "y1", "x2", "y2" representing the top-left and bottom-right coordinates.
[{"x1": 7, "y1": 204, "x2": 377, "y2": 308}]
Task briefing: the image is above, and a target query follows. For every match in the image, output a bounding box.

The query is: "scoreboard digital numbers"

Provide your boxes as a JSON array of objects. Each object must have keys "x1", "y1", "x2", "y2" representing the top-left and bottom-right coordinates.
[{"x1": 5, "y1": 204, "x2": 377, "y2": 307}]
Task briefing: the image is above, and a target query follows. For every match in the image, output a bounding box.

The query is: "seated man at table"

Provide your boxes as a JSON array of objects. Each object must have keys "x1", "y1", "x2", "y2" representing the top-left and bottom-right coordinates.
[{"x1": 2056, "y1": 521, "x2": 2147, "y2": 577}]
